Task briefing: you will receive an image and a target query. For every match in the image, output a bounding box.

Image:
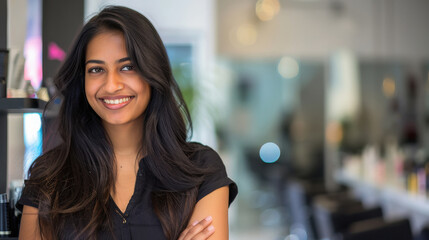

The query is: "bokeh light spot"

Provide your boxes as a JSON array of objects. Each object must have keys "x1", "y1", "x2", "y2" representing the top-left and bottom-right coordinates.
[
  {"x1": 325, "y1": 121, "x2": 343, "y2": 146},
  {"x1": 284, "y1": 234, "x2": 299, "y2": 240},
  {"x1": 256, "y1": 0, "x2": 280, "y2": 22},
  {"x1": 382, "y1": 76, "x2": 395, "y2": 98},
  {"x1": 259, "y1": 142, "x2": 280, "y2": 163},
  {"x1": 236, "y1": 24, "x2": 258, "y2": 46},
  {"x1": 278, "y1": 56, "x2": 300, "y2": 79}
]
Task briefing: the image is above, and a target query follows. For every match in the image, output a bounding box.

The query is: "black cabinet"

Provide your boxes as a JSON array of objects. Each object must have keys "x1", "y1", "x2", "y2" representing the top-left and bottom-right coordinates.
[{"x1": 0, "y1": 98, "x2": 46, "y2": 193}]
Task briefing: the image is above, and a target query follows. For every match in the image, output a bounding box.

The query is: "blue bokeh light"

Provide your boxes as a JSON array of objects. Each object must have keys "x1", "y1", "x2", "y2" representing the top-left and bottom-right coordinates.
[
  {"x1": 23, "y1": 113, "x2": 43, "y2": 178},
  {"x1": 259, "y1": 142, "x2": 280, "y2": 163}
]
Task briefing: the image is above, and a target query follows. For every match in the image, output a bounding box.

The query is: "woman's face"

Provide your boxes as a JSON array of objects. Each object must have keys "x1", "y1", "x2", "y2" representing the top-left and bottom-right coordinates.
[{"x1": 85, "y1": 30, "x2": 151, "y2": 128}]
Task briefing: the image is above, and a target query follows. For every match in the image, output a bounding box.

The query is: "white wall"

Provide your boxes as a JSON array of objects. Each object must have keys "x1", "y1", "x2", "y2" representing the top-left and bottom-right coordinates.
[
  {"x1": 7, "y1": 0, "x2": 27, "y2": 189},
  {"x1": 7, "y1": 0, "x2": 26, "y2": 89},
  {"x1": 217, "y1": 0, "x2": 429, "y2": 61},
  {"x1": 7, "y1": 0, "x2": 27, "y2": 50}
]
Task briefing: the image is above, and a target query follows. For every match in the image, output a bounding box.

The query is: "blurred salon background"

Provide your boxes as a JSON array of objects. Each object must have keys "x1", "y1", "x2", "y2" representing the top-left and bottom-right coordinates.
[{"x1": 1, "y1": 0, "x2": 429, "y2": 239}]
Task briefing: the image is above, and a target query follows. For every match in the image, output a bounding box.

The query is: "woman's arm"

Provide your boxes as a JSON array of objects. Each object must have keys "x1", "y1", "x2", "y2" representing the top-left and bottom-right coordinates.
[
  {"x1": 179, "y1": 186, "x2": 230, "y2": 240},
  {"x1": 19, "y1": 205, "x2": 42, "y2": 240}
]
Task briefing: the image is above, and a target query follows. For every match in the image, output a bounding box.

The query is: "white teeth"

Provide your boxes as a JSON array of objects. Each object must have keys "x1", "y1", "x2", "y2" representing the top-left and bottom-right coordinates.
[{"x1": 103, "y1": 97, "x2": 131, "y2": 105}]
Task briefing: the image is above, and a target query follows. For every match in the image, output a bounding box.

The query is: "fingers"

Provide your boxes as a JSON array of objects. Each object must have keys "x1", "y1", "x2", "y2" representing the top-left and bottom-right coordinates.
[{"x1": 178, "y1": 216, "x2": 215, "y2": 240}]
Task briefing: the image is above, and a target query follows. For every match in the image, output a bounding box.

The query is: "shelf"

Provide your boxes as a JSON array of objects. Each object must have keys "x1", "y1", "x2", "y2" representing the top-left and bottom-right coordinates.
[
  {"x1": 0, "y1": 98, "x2": 48, "y2": 193},
  {"x1": 0, "y1": 98, "x2": 47, "y2": 113},
  {"x1": 336, "y1": 171, "x2": 429, "y2": 215},
  {"x1": 335, "y1": 170, "x2": 429, "y2": 234}
]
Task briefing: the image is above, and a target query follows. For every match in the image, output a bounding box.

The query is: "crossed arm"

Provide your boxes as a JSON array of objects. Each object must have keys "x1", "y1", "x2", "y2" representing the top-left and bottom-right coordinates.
[
  {"x1": 179, "y1": 186, "x2": 230, "y2": 240},
  {"x1": 19, "y1": 186, "x2": 230, "y2": 240}
]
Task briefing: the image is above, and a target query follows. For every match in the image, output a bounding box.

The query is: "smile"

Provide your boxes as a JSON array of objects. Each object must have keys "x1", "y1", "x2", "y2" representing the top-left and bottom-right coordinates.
[
  {"x1": 99, "y1": 96, "x2": 135, "y2": 110},
  {"x1": 103, "y1": 97, "x2": 131, "y2": 105}
]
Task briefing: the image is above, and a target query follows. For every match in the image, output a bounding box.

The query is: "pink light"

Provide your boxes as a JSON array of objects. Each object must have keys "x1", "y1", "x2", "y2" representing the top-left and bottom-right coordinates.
[
  {"x1": 24, "y1": 37, "x2": 43, "y2": 90},
  {"x1": 48, "y1": 42, "x2": 66, "y2": 62}
]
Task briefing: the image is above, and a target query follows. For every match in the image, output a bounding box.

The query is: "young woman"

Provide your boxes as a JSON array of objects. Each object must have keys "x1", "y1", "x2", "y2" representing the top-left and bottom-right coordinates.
[{"x1": 17, "y1": 6, "x2": 237, "y2": 240}]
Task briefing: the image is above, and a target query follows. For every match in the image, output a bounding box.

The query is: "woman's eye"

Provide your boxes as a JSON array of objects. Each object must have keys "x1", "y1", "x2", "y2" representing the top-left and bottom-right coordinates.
[
  {"x1": 121, "y1": 65, "x2": 134, "y2": 71},
  {"x1": 88, "y1": 67, "x2": 103, "y2": 73}
]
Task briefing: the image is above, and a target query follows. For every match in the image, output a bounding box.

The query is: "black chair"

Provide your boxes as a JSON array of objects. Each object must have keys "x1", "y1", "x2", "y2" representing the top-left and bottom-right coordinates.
[
  {"x1": 284, "y1": 180, "x2": 344, "y2": 239},
  {"x1": 313, "y1": 193, "x2": 364, "y2": 239},
  {"x1": 417, "y1": 224, "x2": 429, "y2": 240},
  {"x1": 331, "y1": 206, "x2": 384, "y2": 234},
  {"x1": 342, "y1": 218, "x2": 413, "y2": 240}
]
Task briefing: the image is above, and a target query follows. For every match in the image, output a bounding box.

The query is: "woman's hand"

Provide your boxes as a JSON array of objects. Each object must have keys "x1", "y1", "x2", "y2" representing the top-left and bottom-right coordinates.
[{"x1": 178, "y1": 216, "x2": 215, "y2": 240}]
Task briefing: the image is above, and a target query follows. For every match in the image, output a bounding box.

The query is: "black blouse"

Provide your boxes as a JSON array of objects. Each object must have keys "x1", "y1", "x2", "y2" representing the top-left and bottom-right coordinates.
[{"x1": 17, "y1": 145, "x2": 238, "y2": 240}]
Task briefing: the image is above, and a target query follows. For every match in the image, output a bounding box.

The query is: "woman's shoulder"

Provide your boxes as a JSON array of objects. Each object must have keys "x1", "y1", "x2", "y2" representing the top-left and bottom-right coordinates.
[
  {"x1": 187, "y1": 142, "x2": 225, "y2": 169},
  {"x1": 188, "y1": 142, "x2": 238, "y2": 204},
  {"x1": 17, "y1": 148, "x2": 62, "y2": 210}
]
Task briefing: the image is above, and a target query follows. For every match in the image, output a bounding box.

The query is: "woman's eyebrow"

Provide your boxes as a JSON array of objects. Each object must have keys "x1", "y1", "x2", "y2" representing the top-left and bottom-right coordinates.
[
  {"x1": 85, "y1": 59, "x2": 104, "y2": 65},
  {"x1": 85, "y1": 57, "x2": 130, "y2": 65},
  {"x1": 117, "y1": 57, "x2": 131, "y2": 63}
]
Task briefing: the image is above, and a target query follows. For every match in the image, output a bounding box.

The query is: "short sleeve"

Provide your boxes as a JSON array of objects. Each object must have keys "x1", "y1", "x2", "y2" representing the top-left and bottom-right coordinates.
[
  {"x1": 16, "y1": 180, "x2": 39, "y2": 212},
  {"x1": 194, "y1": 146, "x2": 238, "y2": 206}
]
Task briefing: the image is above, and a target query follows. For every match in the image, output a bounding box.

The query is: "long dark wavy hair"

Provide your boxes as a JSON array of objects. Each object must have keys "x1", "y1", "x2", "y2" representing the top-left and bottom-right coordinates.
[{"x1": 24, "y1": 5, "x2": 207, "y2": 240}]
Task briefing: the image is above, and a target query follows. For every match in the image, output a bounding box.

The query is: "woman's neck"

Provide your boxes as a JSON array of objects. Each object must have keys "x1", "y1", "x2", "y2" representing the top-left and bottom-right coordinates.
[
  {"x1": 104, "y1": 120, "x2": 143, "y2": 201},
  {"x1": 103, "y1": 121, "x2": 144, "y2": 163}
]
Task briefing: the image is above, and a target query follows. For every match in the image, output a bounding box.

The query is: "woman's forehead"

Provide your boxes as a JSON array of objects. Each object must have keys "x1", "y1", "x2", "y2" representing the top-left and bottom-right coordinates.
[{"x1": 86, "y1": 31, "x2": 127, "y2": 62}]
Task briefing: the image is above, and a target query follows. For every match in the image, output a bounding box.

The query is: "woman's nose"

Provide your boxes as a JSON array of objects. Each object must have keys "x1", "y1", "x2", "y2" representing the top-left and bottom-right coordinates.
[{"x1": 104, "y1": 72, "x2": 124, "y2": 92}]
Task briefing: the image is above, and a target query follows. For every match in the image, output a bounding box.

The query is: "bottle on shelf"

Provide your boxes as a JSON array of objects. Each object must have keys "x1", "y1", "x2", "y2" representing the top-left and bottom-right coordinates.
[
  {"x1": 24, "y1": 80, "x2": 37, "y2": 98},
  {"x1": 0, "y1": 193, "x2": 11, "y2": 237}
]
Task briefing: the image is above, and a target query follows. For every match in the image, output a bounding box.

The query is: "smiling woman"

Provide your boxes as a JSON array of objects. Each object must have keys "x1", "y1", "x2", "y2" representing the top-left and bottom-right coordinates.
[
  {"x1": 84, "y1": 31, "x2": 151, "y2": 127},
  {"x1": 16, "y1": 5, "x2": 237, "y2": 240}
]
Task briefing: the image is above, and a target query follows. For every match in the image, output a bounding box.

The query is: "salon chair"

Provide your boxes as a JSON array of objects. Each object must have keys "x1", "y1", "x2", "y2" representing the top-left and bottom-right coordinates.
[
  {"x1": 313, "y1": 193, "x2": 377, "y2": 239},
  {"x1": 342, "y1": 218, "x2": 413, "y2": 240}
]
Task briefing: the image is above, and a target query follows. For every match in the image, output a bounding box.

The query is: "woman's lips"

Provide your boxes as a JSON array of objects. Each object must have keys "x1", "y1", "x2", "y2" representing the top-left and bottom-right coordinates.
[{"x1": 99, "y1": 96, "x2": 134, "y2": 110}]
